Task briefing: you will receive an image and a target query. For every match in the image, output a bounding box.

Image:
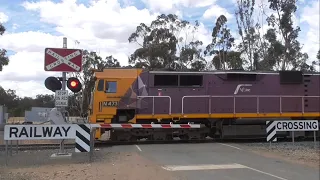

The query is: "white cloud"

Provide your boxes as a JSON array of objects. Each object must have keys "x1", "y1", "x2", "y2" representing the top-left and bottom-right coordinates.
[
  {"x1": 0, "y1": 51, "x2": 60, "y2": 81},
  {"x1": 0, "y1": 31, "x2": 63, "y2": 52},
  {"x1": 300, "y1": 0, "x2": 319, "y2": 62},
  {"x1": 142, "y1": 0, "x2": 216, "y2": 13},
  {"x1": 203, "y1": 4, "x2": 233, "y2": 20},
  {"x1": 2, "y1": 0, "x2": 207, "y2": 98},
  {"x1": 12, "y1": 23, "x2": 19, "y2": 30},
  {"x1": 20, "y1": 0, "x2": 158, "y2": 63},
  {"x1": 1, "y1": 80, "x2": 54, "y2": 98},
  {"x1": 0, "y1": 0, "x2": 159, "y2": 97},
  {"x1": 0, "y1": 51, "x2": 60, "y2": 97},
  {"x1": 0, "y1": 12, "x2": 8, "y2": 23}
]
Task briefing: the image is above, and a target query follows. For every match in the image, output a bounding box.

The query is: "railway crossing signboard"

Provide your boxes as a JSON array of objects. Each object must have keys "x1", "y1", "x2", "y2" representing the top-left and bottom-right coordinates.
[
  {"x1": 4, "y1": 124, "x2": 100, "y2": 152},
  {"x1": 55, "y1": 90, "x2": 68, "y2": 107},
  {"x1": 274, "y1": 120, "x2": 319, "y2": 131},
  {"x1": 44, "y1": 48, "x2": 82, "y2": 72},
  {"x1": 266, "y1": 120, "x2": 319, "y2": 142},
  {"x1": 4, "y1": 124, "x2": 75, "y2": 140}
]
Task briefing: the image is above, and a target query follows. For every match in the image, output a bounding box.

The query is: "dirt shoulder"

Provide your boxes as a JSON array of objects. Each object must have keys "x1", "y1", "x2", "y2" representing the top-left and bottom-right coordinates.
[{"x1": 0, "y1": 151, "x2": 182, "y2": 180}]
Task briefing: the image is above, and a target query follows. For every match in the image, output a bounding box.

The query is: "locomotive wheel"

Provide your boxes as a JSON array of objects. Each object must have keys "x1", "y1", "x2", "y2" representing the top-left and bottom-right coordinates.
[
  {"x1": 200, "y1": 133, "x2": 207, "y2": 140},
  {"x1": 179, "y1": 134, "x2": 189, "y2": 140},
  {"x1": 208, "y1": 127, "x2": 217, "y2": 138},
  {"x1": 166, "y1": 134, "x2": 173, "y2": 140},
  {"x1": 114, "y1": 130, "x2": 132, "y2": 141},
  {"x1": 153, "y1": 132, "x2": 166, "y2": 140}
]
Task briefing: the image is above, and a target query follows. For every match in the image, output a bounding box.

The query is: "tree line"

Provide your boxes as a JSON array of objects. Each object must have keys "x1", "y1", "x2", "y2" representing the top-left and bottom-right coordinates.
[{"x1": 1, "y1": 0, "x2": 319, "y2": 117}]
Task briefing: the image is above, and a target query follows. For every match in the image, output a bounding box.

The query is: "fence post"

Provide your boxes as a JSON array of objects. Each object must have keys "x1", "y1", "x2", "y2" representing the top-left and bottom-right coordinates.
[
  {"x1": 15, "y1": 140, "x2": 19, "y2": 154},
  {"x1": 292, "y1": 131, "x2": 295, "y2": 145},
  {"x1": 9, "y1": 140, "x2": 12, "y2": 156},
  {"x1": 5, "y1": 140, "x2": 8, "y2": 166},
  {"x1": 89, "y1": 128, "x2": 96, "y2": 162},
  {"x1": 314, "y1": 131, "x2": 317, "y2": 149}
]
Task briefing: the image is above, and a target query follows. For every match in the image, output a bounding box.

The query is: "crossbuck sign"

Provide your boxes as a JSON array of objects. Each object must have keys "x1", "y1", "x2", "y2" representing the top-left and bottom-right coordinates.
[{"x1": 44, "y1": 48, "x2": 82, "y2": 72}]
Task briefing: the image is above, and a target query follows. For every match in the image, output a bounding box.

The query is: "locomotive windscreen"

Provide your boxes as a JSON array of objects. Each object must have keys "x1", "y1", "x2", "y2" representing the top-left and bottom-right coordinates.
[{"x1": 279, "y1": 71, "x2": 303, "y2": 84}]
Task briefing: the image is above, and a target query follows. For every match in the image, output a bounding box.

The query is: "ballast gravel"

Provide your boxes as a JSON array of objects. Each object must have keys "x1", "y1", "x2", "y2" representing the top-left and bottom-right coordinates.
[{"x1": 237, "y1": 141, "x2": 320, "y2": 168}]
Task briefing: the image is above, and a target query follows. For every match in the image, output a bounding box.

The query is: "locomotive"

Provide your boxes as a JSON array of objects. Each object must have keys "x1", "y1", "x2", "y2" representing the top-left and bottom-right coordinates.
[{"x1": 88, "y1": 68, "x2": 320, "y2": 141}]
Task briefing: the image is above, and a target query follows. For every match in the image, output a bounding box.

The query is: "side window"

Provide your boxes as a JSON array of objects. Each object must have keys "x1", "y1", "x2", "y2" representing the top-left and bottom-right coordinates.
[
  {"x1": 97, "y1": 79, "x2": 104, "y2": 91},
  {"x1": 106, "y1": 81, "x2": 117, "y2": 93}
]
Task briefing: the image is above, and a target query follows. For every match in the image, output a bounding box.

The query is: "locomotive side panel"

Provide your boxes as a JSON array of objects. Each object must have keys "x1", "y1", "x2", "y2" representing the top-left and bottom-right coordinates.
[
  {"x1": 134, "y1": 71, "x2": 319, "y2": 118},
  {"x1": 135, "y1": 70, "x2": 153, "y2": 115},
  {"x1": 206, "y1": 72, "x2": 318, "y2": 115},
  {"x1": 147, "y1": 73, "x2": 181, "y2": 114},
  {"x1": 181, "y1": 87, "x2": 208, "y2": 114},
  {"x1": 208, "y1": 73, "x2": 258, "y2": 114},
  {"x1": 263, "y1": 73, "x2": 304, "y2": 113},
  {"x1": 142, "y1": 73, "x2": 209, "y2": 115},
  {"x1": 304, "y1": 75, "x2": 320, "y2": 112},
  {"x1": 147, "y1": 87, "x2": 178, "y2": 114}
]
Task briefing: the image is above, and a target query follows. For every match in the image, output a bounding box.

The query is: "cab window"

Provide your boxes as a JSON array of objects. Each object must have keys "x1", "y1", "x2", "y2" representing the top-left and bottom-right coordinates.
[
  {"x1": 106, "y1": 81, "x2": 117, "y2": 93},
  {"x1": 97, "y1": 79, "x2": 104, "y2": 91}
]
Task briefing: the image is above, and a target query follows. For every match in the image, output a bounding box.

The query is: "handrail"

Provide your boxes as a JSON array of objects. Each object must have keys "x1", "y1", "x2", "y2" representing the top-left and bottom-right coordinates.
[
  {"x1": 137, "y1": 96, "x2": 172, "y2": 115},
  {"x1": 181, "y1": 95, "x2": 320, "y2": 115}
]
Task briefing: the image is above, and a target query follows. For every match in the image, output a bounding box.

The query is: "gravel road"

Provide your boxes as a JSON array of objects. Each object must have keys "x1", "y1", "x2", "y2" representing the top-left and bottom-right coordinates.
[
  {"x1": 0, "y1": 147, "x2": 182, "y2": 180},
  {"x1": 236, "y1": 141, "x2": 320, "y2": 168}
]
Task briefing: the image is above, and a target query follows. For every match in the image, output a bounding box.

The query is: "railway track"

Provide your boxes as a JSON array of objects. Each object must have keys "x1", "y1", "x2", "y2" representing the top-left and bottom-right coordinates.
[{"x1": 0, "y1": 136, "x2": 318, "y2": 151}]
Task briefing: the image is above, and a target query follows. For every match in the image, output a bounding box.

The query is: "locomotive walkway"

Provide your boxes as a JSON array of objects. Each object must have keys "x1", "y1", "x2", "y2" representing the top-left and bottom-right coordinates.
[{"x1": 137, "y1": 142, "x2": 319, "y2": 180}]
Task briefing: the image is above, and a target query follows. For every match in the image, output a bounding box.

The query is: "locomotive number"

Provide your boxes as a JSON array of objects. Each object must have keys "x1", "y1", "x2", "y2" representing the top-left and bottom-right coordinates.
[{"x1": 103, "y1": 101, "x2": 119, "y2": 107}]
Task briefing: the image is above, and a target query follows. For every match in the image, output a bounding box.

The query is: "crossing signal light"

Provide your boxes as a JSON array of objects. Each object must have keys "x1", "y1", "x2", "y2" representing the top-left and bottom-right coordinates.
[
  {"x1": 67, "y1": 77, "x2": 82, "y2": 93},
  {"x1": 44, "y1": 76, "x2": 62, "y2": 92}
]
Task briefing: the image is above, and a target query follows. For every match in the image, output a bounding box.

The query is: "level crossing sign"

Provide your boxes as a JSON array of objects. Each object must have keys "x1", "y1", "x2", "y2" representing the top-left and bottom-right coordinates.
[
  {"x1": 266, "y1": 120, "x2": 319, "y2": 142},
  {"x1": 44, "y1": 48, "x2": 82, "y2": 72}
]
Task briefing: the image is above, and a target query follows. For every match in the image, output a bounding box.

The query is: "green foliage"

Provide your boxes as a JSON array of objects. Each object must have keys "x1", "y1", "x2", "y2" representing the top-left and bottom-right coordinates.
[
  {"x1": 204, "y1": 15, "x2": 240, "y2": 70},
  {"x1": 235, "y1": 0, "x2": 267, "y2": 70},
  {"x1": 0, "y1": 86, "x2": 55, "y2": 116},
  {"x1": 266, "y1": 0, "x2": 309, "y2": 71},
  {"x1": 128, "y1": 14, "x2": 207, "y2": 71},
  {"x1": 0, "y1": 23, "x2": 9, "y2": 71}
]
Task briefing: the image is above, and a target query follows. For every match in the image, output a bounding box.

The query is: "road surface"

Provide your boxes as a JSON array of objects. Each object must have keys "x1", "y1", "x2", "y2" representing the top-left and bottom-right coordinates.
[
  {"x1": 1, "y1": 141, "x2": 318, "y2": 180},
  {"x1": 133, "y1": 142, "x2": 319, "y2": 180}
]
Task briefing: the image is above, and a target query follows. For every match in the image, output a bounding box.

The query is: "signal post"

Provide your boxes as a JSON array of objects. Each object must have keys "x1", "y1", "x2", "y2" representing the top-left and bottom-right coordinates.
[{"x1": 44, "y1": 37, "x2": 83, "y2": 157}]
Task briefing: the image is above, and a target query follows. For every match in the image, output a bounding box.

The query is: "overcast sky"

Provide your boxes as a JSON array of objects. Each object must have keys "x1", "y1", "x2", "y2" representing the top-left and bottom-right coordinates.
[{"x1": 0, "y1": 0, "x2": 319, "y2": 98}]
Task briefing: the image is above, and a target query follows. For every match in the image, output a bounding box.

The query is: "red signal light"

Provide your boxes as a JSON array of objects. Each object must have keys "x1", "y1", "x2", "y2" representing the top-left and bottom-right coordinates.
[
  {"x1": 67, "y1": 77, "x2": 82, "y2": 93},
  {"x1": 70, "y1": 80, "x2": 77, "y2": 87}
]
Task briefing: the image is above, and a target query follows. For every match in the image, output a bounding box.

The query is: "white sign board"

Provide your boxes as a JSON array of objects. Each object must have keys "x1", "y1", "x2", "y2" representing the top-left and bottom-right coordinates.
[
  {"x1": 275, "y1": 120, "x2": 319, "y2": 131},
  {"x1": 55, "y1": 90, "x2": 68, "y2": 107},
  {"x1": 4, "y1": 125, "x2": 75, "y2": 140}
]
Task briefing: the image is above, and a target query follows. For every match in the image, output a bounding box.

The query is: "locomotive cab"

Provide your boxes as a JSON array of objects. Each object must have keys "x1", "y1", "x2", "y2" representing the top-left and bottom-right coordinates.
[{"x1": 88, "y1": 68, "x2": 143, "y2": 139}]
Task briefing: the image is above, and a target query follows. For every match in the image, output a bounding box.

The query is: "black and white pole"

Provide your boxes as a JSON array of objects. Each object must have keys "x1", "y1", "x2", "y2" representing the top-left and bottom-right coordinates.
[
  {"x1": 75, "y1": 124, "x2": 91, "y2": 152},
  {"x1": 266, "y1": 121, "x2": 277, "y2": 142}
]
